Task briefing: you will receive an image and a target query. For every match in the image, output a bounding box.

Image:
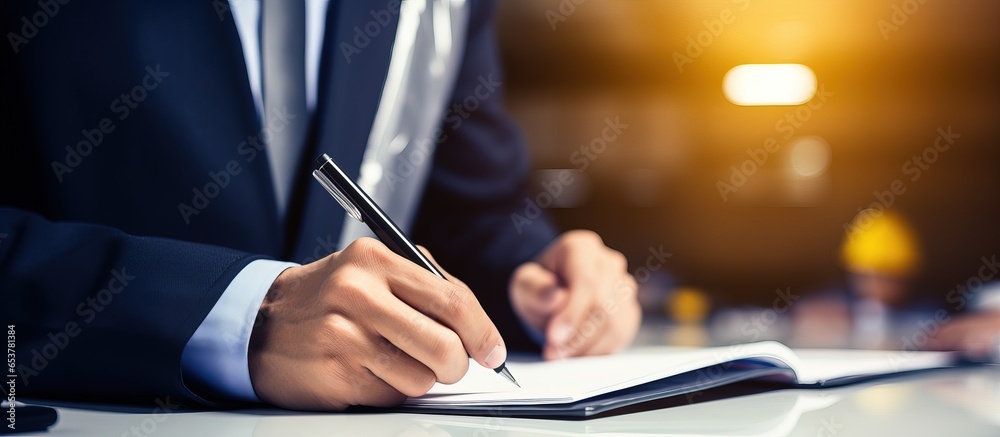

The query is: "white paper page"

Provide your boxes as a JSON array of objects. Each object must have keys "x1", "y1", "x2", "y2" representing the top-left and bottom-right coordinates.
[
  {"x1": 791, "y1": 348, "x2": 956, "y2": 384},
  {"x1": 406, "y1": 341, "x2": 797, "y2": 407}
]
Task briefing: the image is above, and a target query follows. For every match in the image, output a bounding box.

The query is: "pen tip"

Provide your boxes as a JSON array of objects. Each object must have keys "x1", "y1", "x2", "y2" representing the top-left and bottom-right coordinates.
[{"x1": 496, "y1": 364, "x2": 521, "y2": 388}]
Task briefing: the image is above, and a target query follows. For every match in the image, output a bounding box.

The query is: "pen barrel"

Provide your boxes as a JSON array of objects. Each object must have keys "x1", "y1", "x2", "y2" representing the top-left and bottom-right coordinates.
[
  {"x1": 314, "y1": 154, "x2": 446, "y2": 280},
  {"x1": 369, "y1": 226, "x2": 446, "y2": 280}
]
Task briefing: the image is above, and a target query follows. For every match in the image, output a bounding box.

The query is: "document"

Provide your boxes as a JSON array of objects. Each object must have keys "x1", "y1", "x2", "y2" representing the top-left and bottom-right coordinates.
[{"x1": 400, "y1": 341, "x2": 956, "y2": 417}]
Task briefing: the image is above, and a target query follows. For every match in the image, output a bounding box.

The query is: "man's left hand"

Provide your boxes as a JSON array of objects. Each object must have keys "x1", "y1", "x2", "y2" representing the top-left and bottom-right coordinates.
[{"x1": 509, "y1": 230, "x2": 640, "y2": 360}]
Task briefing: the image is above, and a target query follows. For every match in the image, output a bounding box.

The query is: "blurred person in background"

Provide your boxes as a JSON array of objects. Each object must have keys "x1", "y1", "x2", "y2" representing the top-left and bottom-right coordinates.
[{"x1": 791, "y1": 211, "x2": 926, "y2": 348}]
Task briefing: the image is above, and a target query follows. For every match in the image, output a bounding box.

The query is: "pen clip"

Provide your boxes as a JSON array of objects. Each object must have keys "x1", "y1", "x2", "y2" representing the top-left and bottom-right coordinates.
[{"x1": 312, "y1": 169, "x2": 364, "y2": 223}]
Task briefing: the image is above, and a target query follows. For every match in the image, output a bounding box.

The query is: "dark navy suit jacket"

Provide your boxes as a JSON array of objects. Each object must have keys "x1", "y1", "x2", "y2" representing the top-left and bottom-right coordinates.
[{"x1": 0, "y1": 0, "x2": 556, "y2": 406}]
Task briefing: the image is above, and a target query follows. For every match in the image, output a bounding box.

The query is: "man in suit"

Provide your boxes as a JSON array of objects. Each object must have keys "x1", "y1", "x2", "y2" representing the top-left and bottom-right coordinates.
[{"x1": 0, "y1": 0, "x2": 640, "y2": 410}]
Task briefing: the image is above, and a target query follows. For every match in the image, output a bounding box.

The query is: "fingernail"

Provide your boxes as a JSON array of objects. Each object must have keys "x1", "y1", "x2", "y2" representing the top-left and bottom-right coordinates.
[
  {"x1": 485, "y1": 344, "x2": 507, "y2": 369},
  {"x1": 551, "y1": 323, "x2": 573, "y2": 345}
]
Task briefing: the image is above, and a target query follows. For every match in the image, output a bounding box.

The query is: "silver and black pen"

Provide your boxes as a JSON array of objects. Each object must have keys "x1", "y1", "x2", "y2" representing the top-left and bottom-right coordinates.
[{"x1": 312, "y1": 153, "x2": 520, "y2": 387}]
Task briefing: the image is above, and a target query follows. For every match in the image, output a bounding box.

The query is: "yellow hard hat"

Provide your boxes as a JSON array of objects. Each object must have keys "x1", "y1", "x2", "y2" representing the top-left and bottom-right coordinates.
[{"x1": 841, "y1": 210, "x2": 921, "y2": 276}]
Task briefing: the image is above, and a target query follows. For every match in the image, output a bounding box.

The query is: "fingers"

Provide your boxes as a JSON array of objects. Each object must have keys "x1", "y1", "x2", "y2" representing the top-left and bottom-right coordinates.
[
  {"x1": 510, "y1": 262, "x2": 567, "y2": 332},
  {"x1": 251, "y1": 308, "x2": 410, "y2": 410},
  {"x1": 367, "y1": 294, "x2": 471, "y2": 384},
  {"x1": 530, "y1": 231, "x2": 638, "y2": 360},
  {"x1": 511, "y1": 263, "x2": 563, "y2": 309},
  {"x1": 353, "y1": 372, "x2": 409, "y2": 408},
  {"x1": 347, "y1": 239, "x2": 506, "y2": 371},
  {"x1": 512, "y1": 262, "x2": 560, "y2": 294},
  {"x1": 386, "y1": 268, "x2": 506, "y2": 370},
  {"x1": 544, "y1": 286, "x2": 600, "y2": 359},
  {"x1": 365, "y1": 336, "x2": 439, "y2": 398},
  {"x1": 539, "y1": 232, "x2": 623, "y2": 358},
  {"x1": 577, "y1": 295, "x2": 641, "y2": 356},
  {"x1": 250, "y1": 238, "x2": 507, "y2": 411}
]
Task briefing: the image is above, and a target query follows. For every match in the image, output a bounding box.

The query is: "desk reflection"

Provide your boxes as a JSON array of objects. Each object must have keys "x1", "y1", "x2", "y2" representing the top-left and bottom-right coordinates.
[{"x1": 37, "y1": 367, "x2": 1000, "y2": 437}]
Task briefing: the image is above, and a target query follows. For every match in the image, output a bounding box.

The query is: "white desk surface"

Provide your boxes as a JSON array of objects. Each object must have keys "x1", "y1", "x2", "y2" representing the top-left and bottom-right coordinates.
[{"x1": 19, "y1": 365, "x2": 1000, "y2": 436}]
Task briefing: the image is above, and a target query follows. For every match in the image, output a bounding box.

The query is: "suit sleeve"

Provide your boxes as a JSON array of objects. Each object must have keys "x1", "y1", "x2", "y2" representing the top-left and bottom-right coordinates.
[
  {"x1": 0, "y1": 207, "x2": 266, "y2": 406},
  {"x1": 411, "y1": 1, "x2": 559, "y2": 351}
]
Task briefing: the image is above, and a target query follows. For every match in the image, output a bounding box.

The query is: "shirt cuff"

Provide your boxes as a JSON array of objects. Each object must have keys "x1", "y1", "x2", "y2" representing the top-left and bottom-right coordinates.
[{"x1": 181, "y1": 259, "x2": 299, "y2": 402}]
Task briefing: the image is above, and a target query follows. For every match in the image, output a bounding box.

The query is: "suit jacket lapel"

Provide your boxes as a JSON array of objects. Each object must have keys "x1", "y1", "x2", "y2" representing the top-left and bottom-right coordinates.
[{"x1": 129, "y1": 1, "x2": 283, "y2": 255}]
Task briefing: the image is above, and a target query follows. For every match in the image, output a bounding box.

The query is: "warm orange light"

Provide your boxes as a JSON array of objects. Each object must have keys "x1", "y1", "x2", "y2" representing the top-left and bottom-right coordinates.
[{"x1": 723, "y1": 64, "x2": 817, "y2": 106}]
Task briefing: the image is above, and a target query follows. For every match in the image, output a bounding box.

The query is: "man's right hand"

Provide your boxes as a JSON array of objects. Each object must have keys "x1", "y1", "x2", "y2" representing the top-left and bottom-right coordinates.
[{"x1": 247, "y1": 238, "x2": 508, "y2": 410}]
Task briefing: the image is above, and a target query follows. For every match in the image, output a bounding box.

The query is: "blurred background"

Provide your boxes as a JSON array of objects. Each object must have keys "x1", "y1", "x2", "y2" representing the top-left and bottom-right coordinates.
[{"x1": 494, "y1": 0, "x2": 1000, "y2": 347}]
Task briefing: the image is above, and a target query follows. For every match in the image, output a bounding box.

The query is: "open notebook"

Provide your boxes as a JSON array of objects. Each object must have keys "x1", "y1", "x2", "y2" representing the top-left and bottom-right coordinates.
[{"x1": 399, "y1": 341, "x2": 957, "y2": 417}]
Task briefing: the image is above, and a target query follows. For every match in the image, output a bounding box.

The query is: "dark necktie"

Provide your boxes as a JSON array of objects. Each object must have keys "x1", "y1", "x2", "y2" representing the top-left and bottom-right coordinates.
[{"x1": 261, "y1": 0, "x2": 307, "y2": 218}]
